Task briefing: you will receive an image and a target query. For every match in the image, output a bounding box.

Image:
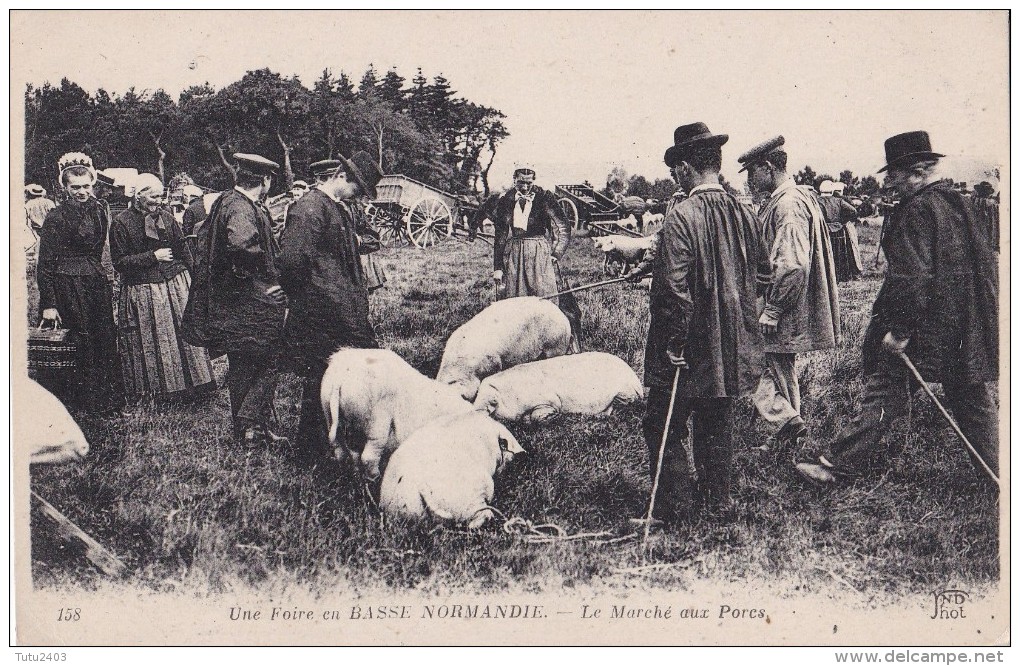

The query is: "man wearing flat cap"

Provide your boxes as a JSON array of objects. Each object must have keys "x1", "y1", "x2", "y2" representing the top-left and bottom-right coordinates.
[
  {"x1": 634, "y1": 122, "x2": 766, "y2": 524},
  {"x1": 183, "y1": 152, "x2": 289, "y2": 446},
  {"x1": 740, "y1": 135, "x2": 840, "y2": 453},
  {"x1": 797, "y1": 131, "x2": 999, "y2": 487},
  {"x1": 278, "y1": 151, "x2": 384, "y2": 462}
]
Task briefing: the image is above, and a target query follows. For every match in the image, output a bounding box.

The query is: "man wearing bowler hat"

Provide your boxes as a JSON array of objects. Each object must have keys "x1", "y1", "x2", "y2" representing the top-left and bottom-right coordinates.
[
  {"x1": 183, "y1": 152, "x2": 289, "y2": 446},
  {"x1": 739, "y1": 136, "x2": 840, "y2": 453},
  {"x1": 797, "y1": 131, "x2": 999, "y2": 487},
  {"x1": 278, "y1": 151, "x2": 384, "y2": 461},
  {"x1": 634, "y1": 122, "x2": 766, "y2": 524}
]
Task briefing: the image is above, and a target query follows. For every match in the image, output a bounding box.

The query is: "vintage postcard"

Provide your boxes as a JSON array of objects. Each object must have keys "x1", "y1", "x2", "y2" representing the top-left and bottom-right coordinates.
[{"x1": 10, "y1": 9, "x2": 1009, "y2": 650}]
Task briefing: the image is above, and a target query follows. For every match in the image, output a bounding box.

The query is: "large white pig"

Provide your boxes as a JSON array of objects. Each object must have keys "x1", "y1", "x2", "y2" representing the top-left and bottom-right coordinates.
[
  {"x1": 17, "y1": 378, "x2": 89, "y2": 465},
  {"x1": 474, "y1": 352, "x2": 644, "y2": 424},
  {"x1": 436, "y1": 297, "x2": 572, "y2": 401},
  {"x1": 379, "y1": 412, "x2": 525, "y2": 528},
  {"x1": 320, "y1": 348, "x2": 474, "y2": 481}
]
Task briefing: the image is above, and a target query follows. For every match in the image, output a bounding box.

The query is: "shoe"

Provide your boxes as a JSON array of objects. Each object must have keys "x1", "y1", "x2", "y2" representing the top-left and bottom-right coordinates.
[{"x1": 795, "y1": 462, "x2": 836, "y2": 486}]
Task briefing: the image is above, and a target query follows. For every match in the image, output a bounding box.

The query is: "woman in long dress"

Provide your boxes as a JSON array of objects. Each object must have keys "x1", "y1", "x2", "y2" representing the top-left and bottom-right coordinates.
[
  {"x1": 37, "y1": 152, "x2": 126, "y2": 414},
  {"x1": 111, "y1": 173, "x2": 214, "y2": 402}
]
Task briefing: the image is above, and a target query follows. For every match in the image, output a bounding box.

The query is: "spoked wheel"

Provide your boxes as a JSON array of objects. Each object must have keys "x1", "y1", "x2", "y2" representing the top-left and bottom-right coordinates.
[
  {"x1": 559, "y1": 197, "x2": 580, "y2": 230},
  {"x1": 405, "y1": 197, "x2": 452, "y2": 249},
  {"x1": 369, "y1": 204, "x2": 407, "y2": 246}
]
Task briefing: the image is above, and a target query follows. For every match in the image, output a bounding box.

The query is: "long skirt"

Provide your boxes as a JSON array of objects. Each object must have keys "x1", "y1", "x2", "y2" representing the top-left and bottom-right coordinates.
[
  {"x1": 45, "y1": 274, "x2": 126, "y2": 412},
  {"x1": 502, "y1": 236, "x2": 582, "y2": 352},
  {"x1": 118, "y1": 271, "x2": 215, "y2": 400},
  {"x1": 502, "y1": 236, "x2": 558, "y2": 298},
  {"x1": 830, "y1": 225, "x2": 863, "y2": 282}
]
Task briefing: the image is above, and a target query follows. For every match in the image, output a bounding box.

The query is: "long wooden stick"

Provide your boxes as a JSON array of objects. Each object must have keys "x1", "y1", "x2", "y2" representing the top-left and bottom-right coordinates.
[
  {"x1": 642, "y1": 367, "x2": 682, "y2": 557},
  {"x1": 31, "y1": 491, "x2": 128, "y2": 577},
  {"x1": 898, "y1": 353, "x2": 999, "y2": 487},
  {"x1": 542, "y1": 276, "x2": 628, "y2": 300}
]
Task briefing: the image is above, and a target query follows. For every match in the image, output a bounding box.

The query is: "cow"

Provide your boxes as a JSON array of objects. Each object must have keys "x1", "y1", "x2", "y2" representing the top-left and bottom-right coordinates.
[
  {"x1": 474, "y1": 352, "x2": 644, "y2": 424},
  {"x1": 379, "y1": 412, "x2": 525, "y2": 529},
  {"x1": 436, "y1": 297, "x2": 572, "y2": 401},
  {"x1": 320, "y1": 348, "x2": 475, "y2": 481}
]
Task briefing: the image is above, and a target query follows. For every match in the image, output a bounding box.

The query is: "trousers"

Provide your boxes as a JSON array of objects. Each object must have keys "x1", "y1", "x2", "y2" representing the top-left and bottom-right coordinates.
[
  {"x1": 642, "y1": 385, "x2": 734, "y2": 519},
  {"x1": 827, "y1": 369, "x2": 998, "y2": 482},
  {"x1": 753, "y1": 352, "x2": 803, "y2": 434},
  {"x1": 226, "y1": 350, "x2": 279, "y2": 432},
  {"x1": 296, "y1": 359, "x2": 332, "y2": 460}
]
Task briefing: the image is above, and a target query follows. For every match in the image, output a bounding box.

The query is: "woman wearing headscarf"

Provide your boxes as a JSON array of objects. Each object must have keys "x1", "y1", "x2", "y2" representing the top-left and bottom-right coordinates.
[
  {"x1": 111, "y1": 173, "x2": 214, "y2": 402},
  {"x1": 37, "y1": 153, "x2": 126, "y2": 414}
]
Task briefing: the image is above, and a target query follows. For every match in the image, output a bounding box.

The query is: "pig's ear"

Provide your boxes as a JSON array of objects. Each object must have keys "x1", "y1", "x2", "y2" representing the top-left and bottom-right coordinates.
[{"x1": 497, "y1": 424, "x2": 524, "y2": 455}]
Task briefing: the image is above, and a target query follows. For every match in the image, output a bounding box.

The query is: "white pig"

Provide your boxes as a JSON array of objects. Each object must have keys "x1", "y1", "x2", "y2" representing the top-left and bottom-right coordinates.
[
  {"x1": 320, "y1": 348, "x2": 474, "y2": 481},
  {"x1": 436, "y1": 297, "x2": 572, "y2": 401},
  {"x1": 379, "y1": 412, "x2": 525, "y2": 528},
  {"x1": 474, "y1": 352, "x2": 643, "y2": 423},
  {"x1": 17, "y1": 378, "x2": 89, "y2": 465}
]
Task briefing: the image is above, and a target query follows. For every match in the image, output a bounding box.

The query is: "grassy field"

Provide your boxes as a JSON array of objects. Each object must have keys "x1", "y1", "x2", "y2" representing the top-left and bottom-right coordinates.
[{"x1": 29, "y1": 218, "x2": 1000, "y2": 601}]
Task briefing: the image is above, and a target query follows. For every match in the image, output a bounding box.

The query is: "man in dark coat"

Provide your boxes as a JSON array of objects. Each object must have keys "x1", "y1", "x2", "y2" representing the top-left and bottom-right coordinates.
[
  {"x1": 633, "y1": 123, "x2": 766, "y2": 524},
  {"x1": 798, "y1": 132, "x2": 999, "y2": 487},
  {"x1": 182, "y1": 153, "x2": 288, "y2": 445},
  {"x1": 971, "y1": 181, "x2": 999, "y2": 254},
  {"x1": 278, "y1": 152, "x2": 385, "y2": 461}
]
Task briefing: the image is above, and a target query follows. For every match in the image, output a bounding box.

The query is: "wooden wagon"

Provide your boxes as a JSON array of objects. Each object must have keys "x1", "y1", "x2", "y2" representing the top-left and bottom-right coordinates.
[
  {"x1": 365, "y1": 174, "x2": 479, "y2": 249},
  {"x1": 554, "y1": 184, "x2": 643, "y2": 237}
]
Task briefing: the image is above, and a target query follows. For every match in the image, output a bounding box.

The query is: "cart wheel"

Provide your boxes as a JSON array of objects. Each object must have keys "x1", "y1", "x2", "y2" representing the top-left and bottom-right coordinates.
[
  {"x1": 406, "y1": 197, "x2": 452, "y2": 249},
  {"x1": 370, "y1": 205, "x2": 407, "y2": 246},
  {"x1": 559, "y1": 197, "x2": 580, "y2": 230}
]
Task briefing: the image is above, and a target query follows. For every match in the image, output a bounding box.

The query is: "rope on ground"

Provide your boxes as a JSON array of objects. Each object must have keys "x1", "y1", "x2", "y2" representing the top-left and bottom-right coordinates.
[{"x1": 482, "y1": 506, "x2": 627, "y2": 545}]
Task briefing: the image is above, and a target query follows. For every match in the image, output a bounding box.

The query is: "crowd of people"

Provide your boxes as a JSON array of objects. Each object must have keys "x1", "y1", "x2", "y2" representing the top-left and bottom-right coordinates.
[{"x1": 25, "y1": 123, "x2": 1000, "y2": 525}]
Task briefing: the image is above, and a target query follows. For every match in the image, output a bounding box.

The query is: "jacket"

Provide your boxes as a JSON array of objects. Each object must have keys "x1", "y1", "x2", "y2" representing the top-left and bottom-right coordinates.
[
  {"x1": 110, "y1": 206, "x2": 192, "y2": 285},
  {"x1": 182, "y1": 189, "x2": 286, "y2": 355},
  {"x1": 864, "y1": 180, "x2": 998, "y2": 383},
  {"x1": 645, "y1": 187, "x2": 766, "y2": 395},
  {"x1": 491, "y1": 186, "x2": 570, "y2": 270},
  {"x1": 36, "y1": 198, "x2": 110, "y2": 311},
  {"x1": 278, "y1": 189, "x2": 377, "y2": 372},
  {"x1": 758, "y1": 179, "x2": 841, "y2": 353}
]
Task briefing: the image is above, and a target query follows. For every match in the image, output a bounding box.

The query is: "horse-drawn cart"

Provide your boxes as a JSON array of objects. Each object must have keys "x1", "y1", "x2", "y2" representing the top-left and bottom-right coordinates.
[
  {"x1": 365, "y1": 174, "x2": 478, "y2": 249},
  {"x1": 554, "y1": 184, "x2": 644, "y2": 237}
]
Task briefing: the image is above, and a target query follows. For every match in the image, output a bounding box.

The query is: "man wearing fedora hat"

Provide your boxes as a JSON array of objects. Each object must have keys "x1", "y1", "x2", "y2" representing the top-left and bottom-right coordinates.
[
  {"x1": 635, "y1": 122, "x2": 766, "y2": 523},
  {"x1": 278, "y1": 151, "x2": 384, "y2": 461},
  {"x1": 739, "y1": 136, "x2": 840, "y2": 453},
  {"x1": 183, "y1": 152, "x2": 289, "y2": 446},
  {"x1": 797, "y1": 131, "x2": 999, "y2": 487}
]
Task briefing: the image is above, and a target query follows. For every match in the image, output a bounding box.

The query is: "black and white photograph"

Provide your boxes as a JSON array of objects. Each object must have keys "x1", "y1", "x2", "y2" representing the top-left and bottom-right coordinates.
[{"x1": 10, "y1": 9, "x2": 1008, "y2": 651}]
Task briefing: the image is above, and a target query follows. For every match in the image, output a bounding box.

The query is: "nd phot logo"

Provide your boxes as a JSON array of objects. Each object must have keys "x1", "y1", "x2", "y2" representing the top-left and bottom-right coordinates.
[{"x1": 930, "y1": 589, "x2": 969, "y2": 620}]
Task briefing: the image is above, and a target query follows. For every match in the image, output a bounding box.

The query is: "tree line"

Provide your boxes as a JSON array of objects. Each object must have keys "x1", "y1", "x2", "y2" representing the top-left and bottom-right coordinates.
[{"x1": 25, "y1": 66, "x2": 510, "y2": 198}]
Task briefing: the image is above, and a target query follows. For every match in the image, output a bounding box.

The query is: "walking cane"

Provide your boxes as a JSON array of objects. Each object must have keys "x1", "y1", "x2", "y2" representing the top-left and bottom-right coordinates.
[
  {"x1": 898, "y1": 352, "x2": 999, "y2": 488},
  {"x1": 542, "y1": 276, "x2": 628, "y2": 300},
  {"x1": 641, "y1": 365, "x2": 682, "y2": 556}
]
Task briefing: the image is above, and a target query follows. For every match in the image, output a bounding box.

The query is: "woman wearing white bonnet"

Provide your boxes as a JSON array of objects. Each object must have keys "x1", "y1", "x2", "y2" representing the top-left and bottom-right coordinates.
[
  {"x1": 36, "y1": 152, "x2": 127, "y2": 414},
  {"x1": 110, "y1": 173, "x2": 214, "y2": 402}
]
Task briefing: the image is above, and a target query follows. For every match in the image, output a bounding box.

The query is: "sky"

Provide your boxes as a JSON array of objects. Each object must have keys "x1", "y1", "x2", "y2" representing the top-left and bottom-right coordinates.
[{"x1": 11, "y1": 10, "x2": 1009, "y2": 190}]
